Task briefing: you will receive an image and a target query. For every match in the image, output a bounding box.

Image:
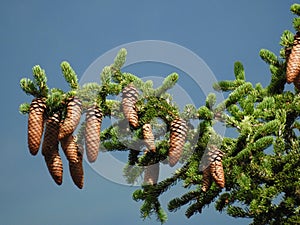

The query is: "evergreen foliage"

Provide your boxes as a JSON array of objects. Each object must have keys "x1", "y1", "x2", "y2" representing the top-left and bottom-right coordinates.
[{"x1": 19, "y1": 3, "x2": 300, "y2": 224}]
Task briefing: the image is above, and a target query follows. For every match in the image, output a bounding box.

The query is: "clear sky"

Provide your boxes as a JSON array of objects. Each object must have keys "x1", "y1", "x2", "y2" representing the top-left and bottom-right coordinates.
[{"x1": 0, "y1": 0, "x2": 296, "y2": 224}]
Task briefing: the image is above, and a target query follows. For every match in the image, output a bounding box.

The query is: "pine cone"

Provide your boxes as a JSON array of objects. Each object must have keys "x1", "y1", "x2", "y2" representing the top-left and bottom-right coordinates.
[
  {"x1": 143, "y1": 123, "x2": 156, "y2": 152},
  {"x1": 27, "y1": 98, "x2": 46, "y2": 155},
  {"x1": 208, "y1": 146, "x2": 225, "y2": 189},
  {"x1": 201, "y1": 166, "x2": 212, "y2": 192},
  {"x1": 168, "y1": 117, "x2": 188, "y2": 167},
  {"x1": 69, "y1": 143, "x2": 84, "y2": 189},
  {"x1": 286, "y1": 32, "x2": 300, "y2": 84},
  {"x1": 85, "y1": 104, "x2": 103, "y2": 163},
  {"x1": 144, "y1": 162, "x2": 159, "y2": 185},
  {"x1": 60, "y1": 134, "x2": 79, "y2": 163},
  {"x1": 122, "y1": 84, "x2": 139, "y2": 128},
  {"x1": 42, "y1": 113, "x2": 63, "y2": 185},
  {"x1": 58, "y1": 97, "x2": 82, "y2": 140}
]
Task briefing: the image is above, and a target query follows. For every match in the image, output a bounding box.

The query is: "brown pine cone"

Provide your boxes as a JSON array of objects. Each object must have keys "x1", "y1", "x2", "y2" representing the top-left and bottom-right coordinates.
[
  {"x1": 142, "y1": 123, "x2": 156, "y2": 152},
  {"x1": 144, "y1": 162, "x2": 159, "y2": 185},
  {"x1": 27, "y1": 98, "x2": 46, "y2": 155},
  {"x1": 122, "y1": 84, "x2": 139, "y2": 128},
  {"x1": 201, "y1": 166, "x2": 212, "y2": 192},
  {"x1": 60, "y1": 134, "x2": 79, "y2": 163},
  {"x1": 85, "y1": 103, "x2": 103, "y2": 163},
  {"x1": 208, "y1": 146, "x2": 225, "y2": 189},
  {"x1": 58, "y1": 97, "x2": 82, "y2": 140},
  {"x1": 168, "y1": 117, "x2": 188, "y2": 167},
  {"x1": 42, "y1": 113, "x2": 63, "y2": 185},
  {"x1": 69, "y1": 143, "x2": 84, "y2": 189},
  {"x1": 286, "y1": 32, "x2": 300, "y2": 84}
]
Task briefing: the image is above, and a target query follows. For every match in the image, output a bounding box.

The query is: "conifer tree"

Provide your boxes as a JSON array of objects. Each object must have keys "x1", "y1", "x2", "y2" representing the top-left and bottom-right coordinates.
[{"x1": 19, "y1": 3, "x2": 300, "y2": 224}]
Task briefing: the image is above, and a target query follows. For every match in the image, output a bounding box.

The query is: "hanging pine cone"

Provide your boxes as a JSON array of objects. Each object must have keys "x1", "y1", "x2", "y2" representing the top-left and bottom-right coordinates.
[
  {"x1": 286, "y1": 32, "x2": 300, "y2": 84},
  {"x1": 201, "y1": 166, "x2": 212, "y2": 192},
  {"x1": 60, "y1": 134, "x2": 79, "y2": 163},
  {"x1": 69, "y1": 143, "x2": 84, "y2": 189},
  {"x1": 144, "y1": 162, "x2": 159, "y2": 185},
  {"x1": 142, "y1": 123, "x2": 156, "y2": 152},
  {"x1": 42, "y1": 113, "x2": 63, "y2": 185},
  {"x1": 58, "y1": 96, "x2": 82, "y2": 140},
  {"x1": 27, "y1": 97, "x2": 46, "y2": 155},
  {"x1": 122, "y1": 84, "x2": 139, "y2": 128},
  {"x1": 85, "y1": 103, "x2": 103, "y2": 163},
  {"x1": 168, "y1": 117, "x2": 188, "y2": 167},
  {"x1": 208, "y1": 146, "x2": 225, "y2": 189}
]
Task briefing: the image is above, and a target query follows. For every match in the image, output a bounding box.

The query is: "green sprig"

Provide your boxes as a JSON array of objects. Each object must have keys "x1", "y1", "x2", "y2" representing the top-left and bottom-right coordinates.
[
  {"x1": 32, "y1": 65, "x2": 49, "y2": 97},
  {"x1": 234, "y1": 61, "x2": 245, "y2": 80},
  {"x1": 259, "y1": 49, "x2": 280, "y2": 66},
  {"x1": 20, "y1": 78, "x2": 38, "y2": 96},
  {"x1": 291, "y1": 3, "x2": 300, "y2": 16},
  {"x1": 293, "y1": 17, "x2": 300, "y2": 32},
  {"x1": 61, "y1": 61, "x2": 79, "y2": 90}
]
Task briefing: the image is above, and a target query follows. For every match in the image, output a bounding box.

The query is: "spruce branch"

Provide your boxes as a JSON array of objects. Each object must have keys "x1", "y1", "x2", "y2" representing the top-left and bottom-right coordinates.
[
  {"x1": 293, "y1": 17, "x2": 300, "y2": 32},
  {"x1": 32, "y1": 65, "x2": 49, "y2": 97},
  {"x1": 291, "y1": 3, "x2": 300, "y2": 16},
  {"x1": 18, "y1": 4, "x2": 300, "y2": 223},
  {"x1": 123, "y1": 163, "x2": 143, "y2": 184},
  {"x1": 19, "y1": 102, "x2": 30, "y2": 114},
  {"x1": 266, "y1": 66, "x2": 286, "y2": 94},
  {"x1": 227, "y1": 205, "x2": 251, "y2": 218},
  {"x1": 252, "y1": 119, "x2": 280, "y2": 141},
  {"x1": 205, "y1": 93, "x2": 216, "y2": 109},
  {"x1": 168, "y1": 190, "x2": 200, "y2": 212},
  {"x1": 45, "y1": 88, "x2": 65, "y2": 116},
  {"x1": 20, "y1": 78, "x2": 39, "y2": 96},
  {"x1": 100, "y1": 66, "x2": 112, "y2": 86},
  {"x1": 225, "y1": 82, "x2": 253, "y2": 107},
  {"x1": 198, "y1": 106, "x2": 213, "y2": 120},
  {"x1": 154, "y1": 73, "x2": 179, "y2": 97},
  {"x1": 213, "y1": 79, "x2": 245, "y2": 92},
  {"x1": 112, "y1": 48, "x2": 127, "y2": 71},
  {"x1": 181, "y1": 104, "x2": 198, "y2": 120},
  {"x1": 280, "y1": 30, "x2": 295, "y2": 47},
  {"x1": 185, "y1": 187, "x2": 221, "y2": 218},
  {"x1": 61, "y1": 61, "x2": 79, "y2": 90},
  {"x1": 234, "y1": 61, "x2": 246, "y2": 80},
  {"x1": 259, "y1": 49, "x2": 280, "y2": 66}
]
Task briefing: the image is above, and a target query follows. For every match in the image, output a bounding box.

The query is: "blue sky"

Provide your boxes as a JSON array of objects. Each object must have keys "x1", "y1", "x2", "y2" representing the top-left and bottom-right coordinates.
[{"x1": 0, "y1": 0, "x2": 296, "y2": 224}]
